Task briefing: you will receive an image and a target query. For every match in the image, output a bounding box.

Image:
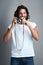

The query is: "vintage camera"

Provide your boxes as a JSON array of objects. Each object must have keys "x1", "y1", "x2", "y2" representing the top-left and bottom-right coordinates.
[{"x1": 17, "y1": 17, "x2": 22, "y2": 23}]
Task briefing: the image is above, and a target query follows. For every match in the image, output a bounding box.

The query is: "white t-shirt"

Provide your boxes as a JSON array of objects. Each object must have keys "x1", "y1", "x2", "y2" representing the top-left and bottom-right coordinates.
[{"x1": 8, "y1": 21, "x2": 37, "y2": 58}]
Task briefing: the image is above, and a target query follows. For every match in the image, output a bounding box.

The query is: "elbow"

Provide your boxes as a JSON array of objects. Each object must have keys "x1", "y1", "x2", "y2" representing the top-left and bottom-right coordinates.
[
  {"x1": 3, "y1": 36, "x2": 8, "y2": 42},
  {"x1": 35, "y1": 35, "x2": 40, "y2": 41},
  {"x1": 36, "y1": 36, "x2": 39, "y2": 41}
]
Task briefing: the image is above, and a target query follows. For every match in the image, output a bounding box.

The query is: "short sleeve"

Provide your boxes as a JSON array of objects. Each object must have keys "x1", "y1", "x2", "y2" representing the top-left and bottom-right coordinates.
[
  {"x1": 29, "y1": 21, "x2": 37, "y2": 28},
  {"x1": 32, "y1": 22, "x2": 37, "y2": 28},
  {"x1": 8, "y1": 24, "x2": 15, "y2": 32},
  {"x1": 8, "y1": 24, "x2": 12, "y2": 29},
  {"x1": 8, "y1": 24, "x2": 14, "y2": 33}
]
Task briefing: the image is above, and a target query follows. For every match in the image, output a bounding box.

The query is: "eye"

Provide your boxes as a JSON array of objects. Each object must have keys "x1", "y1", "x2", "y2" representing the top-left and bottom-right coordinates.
[{"x1": 24, "y1": 12, "x2": 26, "y2": 14}]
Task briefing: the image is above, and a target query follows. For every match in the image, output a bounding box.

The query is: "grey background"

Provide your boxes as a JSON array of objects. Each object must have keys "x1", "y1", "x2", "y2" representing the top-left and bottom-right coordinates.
[{"x1": 0, "y1": 0, "x2": 43, "y2": 65}]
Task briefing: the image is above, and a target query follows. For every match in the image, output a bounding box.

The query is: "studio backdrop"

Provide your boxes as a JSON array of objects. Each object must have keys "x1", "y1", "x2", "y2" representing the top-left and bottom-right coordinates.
[{"x1": 0, "y1": 0, "x2": 43, "y2": 65}]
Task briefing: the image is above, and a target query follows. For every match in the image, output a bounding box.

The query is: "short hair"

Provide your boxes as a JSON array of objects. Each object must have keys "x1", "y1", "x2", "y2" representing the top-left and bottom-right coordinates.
[{"x1": 14, "y1": 5, "x2": 30, "y2": 20}]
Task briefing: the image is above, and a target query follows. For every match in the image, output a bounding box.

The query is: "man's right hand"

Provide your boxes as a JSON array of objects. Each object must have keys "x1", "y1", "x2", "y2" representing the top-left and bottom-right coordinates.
[{"x1": 11, "y1": 17, "x2": 17, "y2": 28}]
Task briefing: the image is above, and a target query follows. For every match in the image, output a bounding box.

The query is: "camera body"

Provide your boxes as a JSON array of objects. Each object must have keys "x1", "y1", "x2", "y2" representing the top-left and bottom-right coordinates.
[{"x1": 17, "y1": 17, "x2": 22, "y2": 23}]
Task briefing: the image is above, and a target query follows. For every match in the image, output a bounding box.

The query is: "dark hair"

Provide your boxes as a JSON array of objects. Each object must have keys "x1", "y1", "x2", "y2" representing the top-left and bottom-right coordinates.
[{"x1": 14, "y1": 5, "x2": 30, "y2": 20}]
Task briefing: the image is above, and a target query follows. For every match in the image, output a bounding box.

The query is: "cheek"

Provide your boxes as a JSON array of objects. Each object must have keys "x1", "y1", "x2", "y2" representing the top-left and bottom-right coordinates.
[
  {"x1": 19, "y1": 14, "x2": 22, "y2": 17},
  {"x1": 25, "y1": 13, "x2": 27, "y2": 16}
]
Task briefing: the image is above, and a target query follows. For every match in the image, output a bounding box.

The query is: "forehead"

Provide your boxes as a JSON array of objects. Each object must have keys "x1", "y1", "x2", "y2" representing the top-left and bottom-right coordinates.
[{"x1": 19, "y1": 9, "x2": 26, "y2": 12}]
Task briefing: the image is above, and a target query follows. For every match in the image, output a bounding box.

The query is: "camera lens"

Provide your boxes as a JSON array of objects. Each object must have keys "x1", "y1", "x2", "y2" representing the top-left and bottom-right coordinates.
[{"x1": 17, "y1": 18, "x2": 22, "y2": 23}]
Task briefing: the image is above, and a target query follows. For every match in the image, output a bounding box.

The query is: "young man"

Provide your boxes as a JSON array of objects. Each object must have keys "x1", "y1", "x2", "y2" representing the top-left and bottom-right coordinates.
[{"x1": 3, "y1": 5, "x2": 39, "y2": 65}]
